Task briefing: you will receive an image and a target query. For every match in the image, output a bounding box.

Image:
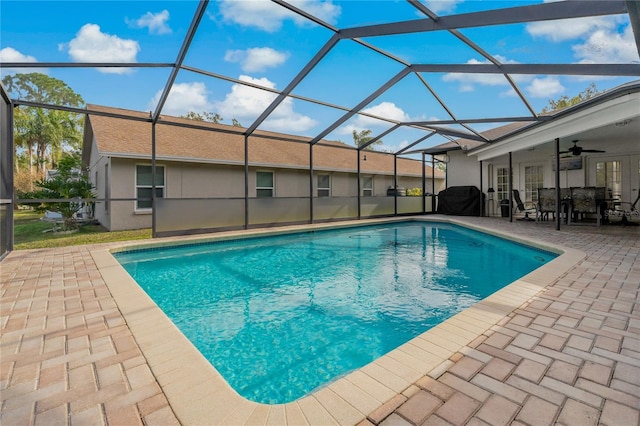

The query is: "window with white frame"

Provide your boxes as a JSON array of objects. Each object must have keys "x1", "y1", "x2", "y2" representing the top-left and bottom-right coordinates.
[
  {"x1": 596, "y1": 160, "x2": 622, "y2": 199},
  {"x1": 524, "y1": 165, "x2": 544, "y2": 203},
  {"x1": 362, "y1": 176, "x2": 373, "y2": 196},
  {"x1": 317, "y1": 174, "x2": 330, "y2": 197},
  {"x1": 136, "y1": 164, "x2": 165, "y2": 210},
  {"x1": 256, "y1": 171, "x2": 274, "y2": 197},
  {"x1": 496, "y1": 167, "x2": 509, "y2": 201}
]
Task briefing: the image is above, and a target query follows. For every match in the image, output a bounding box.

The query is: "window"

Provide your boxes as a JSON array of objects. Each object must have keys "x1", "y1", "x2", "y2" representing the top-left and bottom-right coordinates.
[
  {"x1": 362, "y1": 176, "x2": 373, "y2": 196},
  {"x1": 256, "y1": 171, "x2": 274, "y2": 198},
  {"x1": 524, "y1": 165, "x2": 544, "y2": 203},
  {"x1": 596, "y1": 160, "x2": 622, "y2": 199},
  {"x1": 317, "y1": 174, "x2": 330, "y2": 197},
  {"x1": 136, "y1": 164, "x2": 165, "y2": 210},
  {"x1": 496, "y1": 167, "x2": 509, "y2": 201}
]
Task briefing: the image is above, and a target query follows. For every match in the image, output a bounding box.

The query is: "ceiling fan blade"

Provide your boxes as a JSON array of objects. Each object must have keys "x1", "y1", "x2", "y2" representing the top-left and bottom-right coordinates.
[
  {"x1": 558, "y1": 150, "x2": 570, "y2": 154},
  {"x1": 582, "y1": 149, "x2": 606, "y2": 153}
]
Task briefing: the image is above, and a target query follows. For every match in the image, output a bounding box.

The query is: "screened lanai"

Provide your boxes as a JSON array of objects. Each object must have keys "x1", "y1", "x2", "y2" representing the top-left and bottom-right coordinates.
[{"x1": 1, "y1": 0, "x2": 639, "y2": 258}]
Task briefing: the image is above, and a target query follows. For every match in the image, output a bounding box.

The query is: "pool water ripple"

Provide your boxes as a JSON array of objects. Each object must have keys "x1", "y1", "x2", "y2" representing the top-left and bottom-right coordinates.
[{"x1": 115, "y1": 221, "x2": 556, "y2": 404}]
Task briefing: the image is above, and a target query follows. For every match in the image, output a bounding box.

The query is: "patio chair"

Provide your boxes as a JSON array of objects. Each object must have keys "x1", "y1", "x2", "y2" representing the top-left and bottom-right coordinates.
[
  {"x1": 536, "y1": 188, "x2": 573, "y2": 223},
  {"x1": 606, "y1": 192, "x2": 640, "y2": 226},
  {"x1": 569, "y1": 187, "x2": 605, "y2": 226},
  {"x1": 513, "y1": 189, "x2": 536, "y2": 221},
  {"x1": 536, "y1": 188, "x2": 555, "y2": 222}
]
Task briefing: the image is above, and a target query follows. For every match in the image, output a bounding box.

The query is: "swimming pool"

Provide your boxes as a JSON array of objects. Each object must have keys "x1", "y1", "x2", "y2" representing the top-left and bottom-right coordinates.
[{"x1": 115, "y1": 221, "x2": 557, "y2": 404}]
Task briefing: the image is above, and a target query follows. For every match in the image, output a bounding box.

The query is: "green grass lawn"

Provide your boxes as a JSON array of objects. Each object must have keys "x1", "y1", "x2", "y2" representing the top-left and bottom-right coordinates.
[{"x1": 14, "y1": 210, "x2": 152, "y2": 250}]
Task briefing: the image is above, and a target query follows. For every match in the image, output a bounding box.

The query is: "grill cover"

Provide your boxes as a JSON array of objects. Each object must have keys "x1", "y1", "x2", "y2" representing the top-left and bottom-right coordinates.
[{"x1": 437, "y1": 186, "x2": 484, "y2": 216}]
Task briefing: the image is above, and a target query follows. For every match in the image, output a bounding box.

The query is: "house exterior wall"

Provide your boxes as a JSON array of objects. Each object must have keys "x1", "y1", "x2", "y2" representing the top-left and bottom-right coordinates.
[
  {"x1": 446, "y1": 151, "x2": 480, "y2": 188},
  {"x1": 95, "y1": 158, "x2": 444, "y2": 231},
  {"x1": 87, "y1": 138, "x2": 111, "y2": 230}
]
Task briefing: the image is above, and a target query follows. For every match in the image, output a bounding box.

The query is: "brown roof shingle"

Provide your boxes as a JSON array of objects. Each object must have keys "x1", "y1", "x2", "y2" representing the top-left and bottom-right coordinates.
[{"x1": 86, "y1": 104, "x2": 444, "y2": 178}]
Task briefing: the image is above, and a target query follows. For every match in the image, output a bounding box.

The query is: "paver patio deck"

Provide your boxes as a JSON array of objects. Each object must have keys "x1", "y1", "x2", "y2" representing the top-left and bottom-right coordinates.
[{"x1": 1, "y1": 216, "x2": 638, "y2": 425}]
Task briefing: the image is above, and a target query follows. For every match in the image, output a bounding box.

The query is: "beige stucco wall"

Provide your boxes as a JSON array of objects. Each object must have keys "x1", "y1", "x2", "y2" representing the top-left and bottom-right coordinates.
[
  {"x1": 94, "y1": 157, "x2": 446, "y2": 231},
  {"x1": 86, "y1": 138, "x2": 111, "y2": 230}
]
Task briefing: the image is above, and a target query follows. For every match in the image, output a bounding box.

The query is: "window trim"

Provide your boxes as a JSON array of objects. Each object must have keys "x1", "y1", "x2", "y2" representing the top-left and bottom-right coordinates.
[
  {"x1": 496, "y1": 167, "x2": 509, "y2": 201},
  {"x1": 362, "y1": 175, "x2": 373, "y2": 196},
  {"x1": 317, "y1": 173, "x2": 331, "y2": 197},
  {"x1": 135, "y1": 163, "x2": 165, "y2": 212},
  {"x1": 523, "y1": 163, "x2": 544, "y2": 203},
  {"x1": 256, "y1": 170, "x2": 275, "y2": 198}
]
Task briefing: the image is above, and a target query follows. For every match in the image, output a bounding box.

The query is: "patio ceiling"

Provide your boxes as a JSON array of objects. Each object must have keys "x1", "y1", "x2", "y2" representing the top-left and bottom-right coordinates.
[{"x1": 1, "y1": 0, "x2": 639, "y2": 157}]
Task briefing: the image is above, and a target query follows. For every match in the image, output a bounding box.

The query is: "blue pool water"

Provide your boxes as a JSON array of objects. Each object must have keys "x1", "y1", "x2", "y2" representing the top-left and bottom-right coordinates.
[{"x1": 115, "y1": 221, "x2": 556, "y2": 404}]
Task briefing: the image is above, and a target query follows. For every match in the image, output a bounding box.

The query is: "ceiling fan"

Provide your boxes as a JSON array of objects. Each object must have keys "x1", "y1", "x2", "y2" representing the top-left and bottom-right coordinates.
[{"x1": 559, "y1": 140, "x2": 606, "y2": 156}]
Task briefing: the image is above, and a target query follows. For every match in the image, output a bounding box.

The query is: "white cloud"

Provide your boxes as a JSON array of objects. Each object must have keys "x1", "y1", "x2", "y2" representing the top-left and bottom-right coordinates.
[
  {"x1": 126, "y1": 10, "x2": 172, "y2": 35},
  {"x1": 573, "y1": 25, "x2": 639, "y2": 64},
  {"x1": 214, "y1": 75, "x2": 317, "y2": 132},
  {"x1": 218, "y1": 0, "x2": 340, "y2": 32},
  {"x1": 418, "y1": 0, "x2": 464, "y2": 15},
  {"x1": 526, "y1": 16, "x2": 614, "y2": 42},
  {"x1": 526, "y1": 77, "x2": 565, "y2": 99},
  {"x1": 527, "y1": 16, "x2": 638, "y2": 64},
  {"x1": 148, "y1": 82, "x2": 213, "y2": 116},
  {"x1": 224, "y1": 47, "x2": 289, "y2": 72},
  {"x1": 442, "y1": 56, "x2": 524, "y2": 91},
  {"x1": 0, "y1": 47, "x2": 40, "y2": 76},
  {"x1": 60, "y1": 24, "x2": 140, "y2": 74},
  {"x1": 338, "y1": 101, "x2": 410, "y2": 135},
  {"x1": 363, "y1": 102, "x2": 410, "y2": 122}
]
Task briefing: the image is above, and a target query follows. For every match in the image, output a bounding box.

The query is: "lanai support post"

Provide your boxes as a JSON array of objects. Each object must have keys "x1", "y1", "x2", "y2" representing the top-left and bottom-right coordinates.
[
  {"x1": 151, "y1": 122, "x2": 157, "y2": 237},
  {"x1": 432, "y1": 156, "x2": 435, "y2": 213},
  {"x1": 479, "y1": 160, "x2": 484, "y2": 217},
  {"x1": 509, "y1": 151, "x2": 513, "y2": 223},
  {"x1": 309, "y1": 143, "x2": 314, "y2": 224},
  {"x1": 422, "y1": 152, "x2": 426, "y2": 214},
  {"x1": 393, "y1": 154, "x2": 398, "y2": 215},
  {"x1": 357, "y1": 149, "x2": 362, "y2": 219},
  {"x1": 555, "y1": 137, "x2": 561, "y2": 231},
  {"x1": 244, "y1": 135, "x2": 249, "y2": 229}
]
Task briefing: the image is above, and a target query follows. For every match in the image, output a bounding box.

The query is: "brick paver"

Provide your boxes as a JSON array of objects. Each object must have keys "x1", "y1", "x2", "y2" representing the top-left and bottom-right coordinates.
[
  {"x1": 1, "y1": 217, "x2": 639, "y2": 425},
  {"x1": 1, "y1": 245, "x2": 178, "y2": 425}
]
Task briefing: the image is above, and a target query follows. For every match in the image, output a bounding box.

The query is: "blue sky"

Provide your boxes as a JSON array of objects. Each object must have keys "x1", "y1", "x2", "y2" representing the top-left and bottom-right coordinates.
[{"x1": 1, "y1": 0, "x2": 638, "y2": 153}]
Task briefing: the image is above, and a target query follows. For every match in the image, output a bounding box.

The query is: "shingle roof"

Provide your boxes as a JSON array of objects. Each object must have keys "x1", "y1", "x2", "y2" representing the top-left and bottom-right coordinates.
[{"x1": 85, "y1": 104, "x2": 445, "y2": 178}]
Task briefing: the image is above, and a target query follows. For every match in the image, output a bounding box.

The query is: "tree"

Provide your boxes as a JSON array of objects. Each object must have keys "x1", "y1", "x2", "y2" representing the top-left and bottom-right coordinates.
[
  {"x1": 541, "y1": 83, "x2": 600, "y2": 114},
  {"x1": 181, "y1": 111, "x2": 244, "y2": 127},
  {"x1": 23, "y1": 152, "x2": 95, "y2": 230},
  {"x1": 181, "y1": 111, "x2": 223, "y2": 123},
  {"x1": 2, "y1": 73, "x2": 85, "y2": 174},
  {"x1": 353, "y1": 129, "x2": 382, "y2": 151}
]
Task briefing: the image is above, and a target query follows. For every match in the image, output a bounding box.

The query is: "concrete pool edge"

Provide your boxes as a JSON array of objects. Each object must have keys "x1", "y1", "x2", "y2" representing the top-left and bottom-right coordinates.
[{"x1": 93, "y1": 216, "x2": 586, "y2": 425}]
